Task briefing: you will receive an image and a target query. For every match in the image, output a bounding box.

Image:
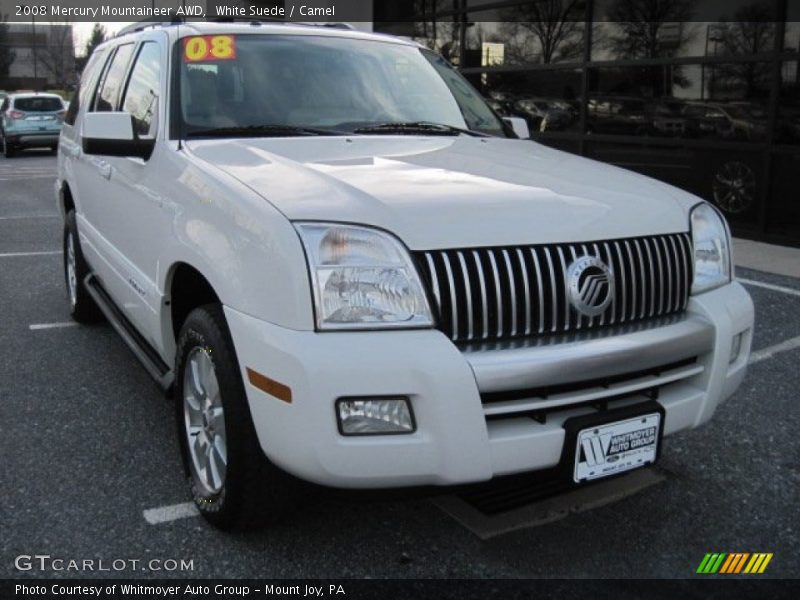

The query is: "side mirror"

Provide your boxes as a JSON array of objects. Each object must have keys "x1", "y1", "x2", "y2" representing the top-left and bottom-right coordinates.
[
  {"x1": 503, "y1": 116, "x2": 531, "y2": 140},
  {"x1": 81, "y1": 112, "x2": 154, "y2": 159}
]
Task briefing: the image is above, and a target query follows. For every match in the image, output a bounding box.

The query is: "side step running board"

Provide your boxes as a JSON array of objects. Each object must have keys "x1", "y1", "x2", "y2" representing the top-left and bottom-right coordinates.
[{"x1": 84, "y1": 273, "x2": 174, "y2": 391}]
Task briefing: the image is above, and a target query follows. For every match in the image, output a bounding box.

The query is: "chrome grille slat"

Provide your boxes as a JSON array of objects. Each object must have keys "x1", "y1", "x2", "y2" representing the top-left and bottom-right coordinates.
[
  {"x1": 530, "y1": 248, "x2": 546, "y2": 334},
  {"x1": 416, "y1": 233, "x2": 691, "y2": 343},
  {"x1": 487, "y1": 250, "x2": 503, "y2": 338},
  {"x1": 613, "y1": 241, "x2": 627, "y2": 324},
  {"x1": 659, "y1": 236, "x2": 674, "y2": 313},
  {"x1": 679, "y1": 234, "x2": 692, "y2": 308},
  {"x1": 623, "y1": 241, "x2": 638, "y2": 322},
  {"x1": 652, "y1": 237, "x2": 665, "y2": 315},
  {"x1": 516, "y1": 249, "x2": 531, "y2": 336},
  {"x1": 556, "y1": 246, "x2": 570, "y2": 332},
  {"x1": 543, "y1": 247, "x2": 558, "y2": 333},
  {"x1": 502, "y1": 249, "x2": 518, "y2": 337},
  {"x1": 424, "y1": 253, "x2": 441, "y2": 309},
  {"x1": 632, "y1": 239, "x2": 647, "y2": 320},
  {"x1": 441, "y1": 252, "x2": 459, "y2": 341},
  {"x1": 642, "y1": 240, "x2": 656, "y2": 317},
  {"x1": 456, "y1": 251, "x2": 474, "y2": 340},
  {"x1": 569, "y1": 246, "x2": 582, "y2": 330},
  {"x1": 593, "y1": 243, "x2": 606, "y2": 327},
  {"x1": 603, "y1": 242, "x2": 616, "y2": 325},
  {"x1": 472, "y1": 250, "x2": 489, "y2": 339},
  {"x1": 667, "y1": 236, "x2": 680, "y2": 312}
]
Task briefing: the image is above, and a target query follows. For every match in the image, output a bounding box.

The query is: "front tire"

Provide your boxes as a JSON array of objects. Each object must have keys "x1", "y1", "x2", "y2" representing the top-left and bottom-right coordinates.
[
  {"x1": 175, "y1": 305, "x2": 299, "y2": 530},
  {"x1": 63, "y1": 211, "x2": 103, "y2": 323}
]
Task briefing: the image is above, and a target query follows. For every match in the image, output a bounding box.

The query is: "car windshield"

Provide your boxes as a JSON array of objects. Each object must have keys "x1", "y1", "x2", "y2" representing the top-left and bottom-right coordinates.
[
  {"x1": 14, "y1": 96, "x2": 63, "y2": 112},
  {"x1": 178, "y1": 34, "x2": 506, "y2": 137}
]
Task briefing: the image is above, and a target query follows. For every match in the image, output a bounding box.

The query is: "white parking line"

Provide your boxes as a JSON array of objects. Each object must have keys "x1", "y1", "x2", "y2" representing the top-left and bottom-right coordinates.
[
  {"x1": 29, "y1": 322, "x2": 78, "y2": 330},
  {"x1": 143, "y1": 502, "x2": 199, "y2": 525},
  {"x1": 0, "y1": 250, "x2": 60, "y2": 258},
  {"x1": 749, "y1": 335, "x2": 800, "y2": 365},
  {"x1": 738, "y1": 278, "x2": 800, "y2": 298}
]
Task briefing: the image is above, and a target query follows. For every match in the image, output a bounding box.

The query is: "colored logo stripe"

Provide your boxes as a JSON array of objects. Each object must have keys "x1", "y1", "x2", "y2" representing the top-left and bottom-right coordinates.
[
  {"x1": 744, "y1": 553, "x2": 773, "y2": 574},
  {"x1": 697, "y1": 553, "x2": 726, "y2": 573},
  {"x1": 697, "y1": 553, "x2": 773, "y2": 574},
  {"x1": 720, "y1": 553, "x2": 749, "y2": 573}
]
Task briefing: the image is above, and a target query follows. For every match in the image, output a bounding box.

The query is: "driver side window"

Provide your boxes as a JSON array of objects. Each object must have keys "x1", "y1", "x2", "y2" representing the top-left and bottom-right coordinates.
[{"x1": 121, "y1": 43, "x2": 162, "y2": 138}]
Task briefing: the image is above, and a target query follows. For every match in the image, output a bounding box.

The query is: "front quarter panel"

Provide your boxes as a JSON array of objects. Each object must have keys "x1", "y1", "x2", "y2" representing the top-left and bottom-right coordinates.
[{"x1": 156, "y1": 146, "x2": 315, "y2": 336}]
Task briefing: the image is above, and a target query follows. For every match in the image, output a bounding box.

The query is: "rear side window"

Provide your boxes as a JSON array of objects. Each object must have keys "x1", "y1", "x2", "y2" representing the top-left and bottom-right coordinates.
[
  {"x1": 65, "y1": 48, "x2": 107, "y2": 125},
  {"x1": 121, "y1": 43, "x2": 161, "y2": 137},
  {"x1": 14, "y1": 97, "x2": 63, "y2": 112},
  {"x1": 93, "y1": 44, "x2": 134, "y2": 112}
]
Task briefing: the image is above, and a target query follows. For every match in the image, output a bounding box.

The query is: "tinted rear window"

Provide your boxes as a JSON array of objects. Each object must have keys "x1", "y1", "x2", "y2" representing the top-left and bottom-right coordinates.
[{"x1": 14, "y1": 97, "x2": 63, "y2": 112}]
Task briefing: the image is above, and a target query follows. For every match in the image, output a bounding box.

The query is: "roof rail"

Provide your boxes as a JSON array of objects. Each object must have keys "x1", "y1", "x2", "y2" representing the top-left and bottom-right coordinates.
[
  {"x1": 115, "y1": 18, "x2": 357, "y2": 38},
  {"x1": 115, "y1": 18, "x2": 183, "y2": 38}
]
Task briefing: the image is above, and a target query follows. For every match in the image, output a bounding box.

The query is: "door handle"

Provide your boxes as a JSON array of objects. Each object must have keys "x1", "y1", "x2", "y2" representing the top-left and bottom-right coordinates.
[{"x1": 97, "y1": 160, "x2": 112, "y2": 180}]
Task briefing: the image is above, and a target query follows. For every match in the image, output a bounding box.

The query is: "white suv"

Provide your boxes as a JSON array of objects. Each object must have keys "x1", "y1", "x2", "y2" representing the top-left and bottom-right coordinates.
[{"x1": 57, "y1": 21, "x2": 754, "y2": 529}]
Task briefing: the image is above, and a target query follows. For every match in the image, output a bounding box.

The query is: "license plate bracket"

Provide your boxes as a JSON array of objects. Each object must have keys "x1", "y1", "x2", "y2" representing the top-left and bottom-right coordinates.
[{"x1": 560, "y1": 400, "x2": 665, "y2": 484}]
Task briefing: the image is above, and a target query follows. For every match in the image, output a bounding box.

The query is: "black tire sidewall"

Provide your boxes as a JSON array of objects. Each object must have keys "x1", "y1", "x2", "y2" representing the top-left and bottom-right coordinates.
[
  {"x1": 3, "y1": 134, "x2": 14, "y2": 158},
  {"x1": 174, "y1": 305, "x2": 265, "y2": 529},
  {"x1": 63, "y1": 211, "x2": 102, "y2": 322}
]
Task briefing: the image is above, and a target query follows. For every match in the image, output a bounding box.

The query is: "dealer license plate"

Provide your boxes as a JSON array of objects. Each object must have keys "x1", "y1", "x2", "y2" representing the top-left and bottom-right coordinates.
[{"x1": 573, "y1": 413, "x2": 661, "y2": 482}]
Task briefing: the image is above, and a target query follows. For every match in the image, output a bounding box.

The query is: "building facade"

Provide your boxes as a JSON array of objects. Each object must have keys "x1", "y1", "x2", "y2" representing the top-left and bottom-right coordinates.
[
  {"x1": 0, "y1": 23, "x2": 77, "y2": 91},
  {"x1": 374, "y1": 0, "x2": 800, "y2": 247}
]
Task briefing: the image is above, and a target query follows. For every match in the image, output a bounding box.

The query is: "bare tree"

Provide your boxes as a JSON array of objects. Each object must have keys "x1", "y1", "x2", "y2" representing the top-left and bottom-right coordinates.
[
  {"x1": 605, "y1": 0, "x2": 695, "y2": 60},
  {"x1": 34, "y1": 19, "x2": 75, "y2": 90},
  {"x1": 498, "y1": 0, "x2": 585, "y2": 64},
  {"x1": 714, "y1": 1, "x2": 774, "y2": 97}
]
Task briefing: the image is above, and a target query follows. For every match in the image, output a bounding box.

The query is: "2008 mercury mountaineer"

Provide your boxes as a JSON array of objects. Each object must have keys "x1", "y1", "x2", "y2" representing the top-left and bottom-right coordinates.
[{"x1": 57, "y1": 21, "x2": 754, "y2": 529}]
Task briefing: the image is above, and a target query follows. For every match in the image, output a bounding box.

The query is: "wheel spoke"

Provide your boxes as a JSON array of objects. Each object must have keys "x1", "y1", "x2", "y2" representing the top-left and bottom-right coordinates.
[
  {"x1": 208, "y1": 443, "x2": 224, "y2": 490},
  {"x1": 213, "y1": 435, "x2": 227, "y2": 467},
  {"x1": 189, "y1": 357, "x2": 205, "y2": 398}
]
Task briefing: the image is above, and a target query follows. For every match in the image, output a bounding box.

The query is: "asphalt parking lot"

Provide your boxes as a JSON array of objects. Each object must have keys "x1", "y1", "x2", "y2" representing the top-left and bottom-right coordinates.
[{"x1": 2, "y1": 152, "x2": 798, "y2": 580}]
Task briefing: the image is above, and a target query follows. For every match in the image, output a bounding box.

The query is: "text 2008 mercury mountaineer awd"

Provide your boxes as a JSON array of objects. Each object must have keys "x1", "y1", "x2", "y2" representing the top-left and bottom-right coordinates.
[{"x1": 57, "y1": 22, "x2": 754, "y2": 528}]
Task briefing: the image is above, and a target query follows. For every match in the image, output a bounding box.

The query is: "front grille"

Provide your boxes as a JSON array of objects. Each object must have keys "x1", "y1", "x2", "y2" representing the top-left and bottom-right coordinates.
[{"x1": 415, "y1": 233, "x2": 693, "y2": 343}]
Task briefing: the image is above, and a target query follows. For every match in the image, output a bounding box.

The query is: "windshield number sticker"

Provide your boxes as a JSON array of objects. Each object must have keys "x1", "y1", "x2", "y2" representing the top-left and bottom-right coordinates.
[{"x1": 183, "y1": 35, "x2": 236, "y2": 63}]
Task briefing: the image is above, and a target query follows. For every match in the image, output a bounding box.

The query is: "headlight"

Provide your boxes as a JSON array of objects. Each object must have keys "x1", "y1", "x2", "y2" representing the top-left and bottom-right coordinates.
[
  {"x1": 295, "y1": 223, "x2": 433, "y2": 330},
  {"x1": 690, "y1": 203, "x2": 731, "y2": 294}
]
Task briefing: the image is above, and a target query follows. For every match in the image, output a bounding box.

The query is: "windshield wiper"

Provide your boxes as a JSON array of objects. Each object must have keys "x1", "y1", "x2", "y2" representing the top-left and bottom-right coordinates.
[
  {"x1": 352, "y1": 121, "x2": 489, "y2": 137},
  {"x1": 185, "y1": 124, "x2": 341, "y2": 138}
]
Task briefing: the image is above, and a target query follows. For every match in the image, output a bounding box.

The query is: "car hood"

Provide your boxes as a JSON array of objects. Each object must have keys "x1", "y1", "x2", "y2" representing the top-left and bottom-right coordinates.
[{"x1": 186, "y1": 136, "x2": 695, "y2": 250}]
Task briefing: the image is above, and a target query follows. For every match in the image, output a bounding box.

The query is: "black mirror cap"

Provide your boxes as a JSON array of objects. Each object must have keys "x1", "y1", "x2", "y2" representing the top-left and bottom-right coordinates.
[{"x1": 82, "y1": 137, "x2": 155, "y2": 160}]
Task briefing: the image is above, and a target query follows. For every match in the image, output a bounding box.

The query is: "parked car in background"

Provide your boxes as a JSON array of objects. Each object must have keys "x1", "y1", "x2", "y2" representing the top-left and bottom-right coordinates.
[
  {"x1": 647, "y1": 100, "x2": 689, "y2": 137},
  {"x1": 0, "y1": 92, "x2": 65, "y2": 157},
  {"x1": 682, "y1": 102, "x2": 768, "y2": 142},
  {"x1": 511, "y1": 97, "x2": 574, "y2": 132},
  {"x1": 587, "y1": 96, "x2": 648, "y2": 135}
]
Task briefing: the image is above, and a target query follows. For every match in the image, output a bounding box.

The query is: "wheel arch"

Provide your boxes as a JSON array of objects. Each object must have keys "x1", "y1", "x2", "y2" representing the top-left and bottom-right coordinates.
[
  {"x1": 165, "y1": 262, "x2": 223, "y2": 351},
  {"x1": 59, "y1": 181, "x2": 76, "y2": 216}
]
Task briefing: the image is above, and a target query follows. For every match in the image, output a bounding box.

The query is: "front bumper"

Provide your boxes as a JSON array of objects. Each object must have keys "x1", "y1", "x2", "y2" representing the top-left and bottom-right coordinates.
[{"x1": 225, "y1": 281, "x2": 753, "y2": 488}]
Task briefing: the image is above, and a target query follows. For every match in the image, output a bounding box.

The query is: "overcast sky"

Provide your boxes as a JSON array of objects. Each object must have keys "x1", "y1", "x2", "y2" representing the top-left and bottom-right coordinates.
[{"x1": 72, "y1": 22, "x2": 132, "y2": 54}]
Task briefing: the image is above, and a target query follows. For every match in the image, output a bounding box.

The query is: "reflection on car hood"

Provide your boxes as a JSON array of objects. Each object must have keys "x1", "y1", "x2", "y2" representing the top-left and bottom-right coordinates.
[{"x1": 186, "y1": 136, "x2": 695, "y2": 249}]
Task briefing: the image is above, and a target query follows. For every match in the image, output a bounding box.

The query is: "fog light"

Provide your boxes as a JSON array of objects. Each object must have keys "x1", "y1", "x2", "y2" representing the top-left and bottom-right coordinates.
[
  {"x1": 730, "y1": 330, "x2": 747, "y2": 364},
  {"x1": 336, "y1": 397, "x2": 415, "y2": 435}
]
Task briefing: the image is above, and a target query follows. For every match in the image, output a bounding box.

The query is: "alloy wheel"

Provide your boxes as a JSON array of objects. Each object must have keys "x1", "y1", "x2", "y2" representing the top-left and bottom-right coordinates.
[{"x1": 183, "y1": 347, "x2": 227, "y2": 496}]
